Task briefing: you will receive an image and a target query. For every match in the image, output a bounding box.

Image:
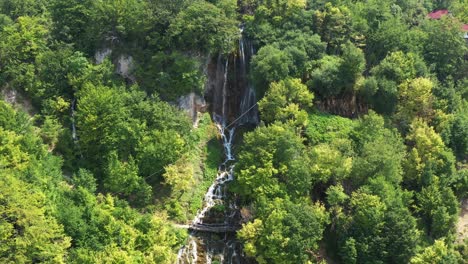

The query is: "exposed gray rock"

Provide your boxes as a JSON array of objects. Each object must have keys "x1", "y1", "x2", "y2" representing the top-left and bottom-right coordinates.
[
  {"x1": 116, "y1": 54, "x2": 135, "y2": 82},
  {"x1": 2, "y1": 88, "x2": 36, "y2": 115},
  {"x1": 95, "y1": 48, "x2": 112, "y2": 64},
  {"x1": 2, "y1": 88, "x2": 17, "y2": 105},
  {"x1": 177, "y1": 92, "x2": 207, "y2": 127}
]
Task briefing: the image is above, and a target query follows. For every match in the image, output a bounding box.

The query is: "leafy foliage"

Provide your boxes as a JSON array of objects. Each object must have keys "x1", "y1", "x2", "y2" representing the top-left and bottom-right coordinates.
[
  {"x1": 258, "y1": 78, "x2": 313, "y2": 126},
  {"x1": 238, "y1": 198, "x2": 329, "y2": 264},
  {"x1": 0, "y1": 173, "x2": 71, "y2": 263},
  {"x1": 168, "y1": 0, "x2": 239, "y2": 54},
  {"x1": 0, "y1": 0, "x2": 467, "y2": 263}
]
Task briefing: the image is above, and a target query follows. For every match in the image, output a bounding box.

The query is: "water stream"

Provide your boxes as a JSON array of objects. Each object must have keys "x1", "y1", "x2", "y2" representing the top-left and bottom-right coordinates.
[
  {"x1": 71, "y1": 98, "x2": 77, "y2": 142},
  {"x1": 176, "y1": 85, "x2": 244, "y2": 264},
  {"x1": 176, "y1": 29, "x2": 257, "y2": 264}
]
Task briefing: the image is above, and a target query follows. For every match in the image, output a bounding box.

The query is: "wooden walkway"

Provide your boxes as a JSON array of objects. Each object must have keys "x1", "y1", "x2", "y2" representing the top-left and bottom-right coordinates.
[
  {"x1": 173, "y1": 223, "x2": 240, "y2": 233},
  {"x1": 189, "y1": 223, "x2": 240, "y2": 233}
]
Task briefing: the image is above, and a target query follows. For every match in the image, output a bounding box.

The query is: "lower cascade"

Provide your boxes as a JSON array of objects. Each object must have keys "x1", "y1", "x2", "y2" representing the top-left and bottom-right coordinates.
[{"x1": 176, "y1": 115, "x2": 245, "y2": 264}]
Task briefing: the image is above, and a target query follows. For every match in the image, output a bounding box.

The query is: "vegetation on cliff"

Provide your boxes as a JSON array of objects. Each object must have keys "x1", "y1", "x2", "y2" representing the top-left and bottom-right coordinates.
[{"x1": 0, "y1": 0, "x2": 467, "y2": 263}]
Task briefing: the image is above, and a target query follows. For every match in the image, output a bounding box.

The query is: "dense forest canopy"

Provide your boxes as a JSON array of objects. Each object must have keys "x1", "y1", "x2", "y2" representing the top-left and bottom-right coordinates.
[{"x1": 0, "y1": 0, "x2": 467, "y2": 263}]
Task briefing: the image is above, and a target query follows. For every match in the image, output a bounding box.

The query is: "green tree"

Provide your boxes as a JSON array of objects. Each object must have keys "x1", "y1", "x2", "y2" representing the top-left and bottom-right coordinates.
[
  {"x1": 258, "y1": 78, "x2": 313, "y2": 126},
  {"x1": 147, "y1": 0, "x2": 192, "y2": 33},
  {"x1": 168, "y1": 0, "x2": 239, "y2": 54},
  {"x1": 50, "y1": 0, "x2": 93, "y2": 51},
  {"x1": 423, "y1": 17, "x2": 468, "y2": 80},
  {"x1": 371, "y1": 51, "x2": 428, "y2": 84},
  {"x1": 72, "y1": 168, "x2": 97, "y2": 193},
  {"x1": 395, "y1": 77, "x2": 435, "y2": 128},
  {"x1": 136, "y1": 130, "x2": 187, "y2": 183},
  {"x1": 305, "y1": 112, "x2": 355, "y2": 145},
  {"x1": 365, "y1": 17, "x2": 414, "y2": 66},
  {"x1": 351, "y1": 111, "x2": 406, "y2": 185},
  {"x1": 310, "y1": 143, "x2": 353, "y2": 183},
  {"x1": 76, "y1": 84, "x2": 141, "y2": 168},
  {"x1": 40, "y1": 115, "x2": 62, "y2": 148},
  {"x1": 450, "y1": 0, "x2": 468, "y2": 23},
  {"x1": 338, "y1": 41, "x2": 365, "y2": 93},
  {"x1": 133, "y1": 96, "x2": 192, "y2": 135},
  {"x1": 0, "y1": 128, "x2": 30, "y2": 171},
  {"x1": 276, "y1": 31, "x2": 326, "y2": 62},
  {"x1": 0, "y1": 100, "x2": 34, "y2": 136},
  {"x1": 0, "y1": 16, "x2": 49, "y2": 93},
  {"x1": 239, "y1": 198, "x2": 329, "y2": 264},
  {"x1": 251, "y1": 45, "x2": 293, "y2": 95},
  {"x1": 411, "y1": 240, "x2": 462, "y2": 264},
  {"x1": 308, "y1": 55, "x2": 342, "y2": 97},
  {"x1": 162, "y1": 155, "x2": 194, "y2": 193},
  {"x1": 340, "y1": 238, "x2": 357, "y2": 264},
  {"x1": 417, "y1": 177, "x2": 459, "y2": 238},
  {"x1": 313, "y1": 3, "x2": 354, "y2": 53},
  {"x1": 343, "y1": 191, "x2": 387, "y2": 263},
  {"x1": 0, "y1": 172, "x2": 71, "y2": 263},
  {"x1": 104, "y1": 151, "x2": 152, "y2": 206},
  {"x1": 363, "y1": 177, "x2": 421, "y2": 263},
  {"x1": 137, "y1": 52, "x2": 205, "y2": 101},
  {"x1": 234, "y1": 123, "x2": 311, "y2": 199},
  {"x1": 0, "y1": 0, "x2": 47, "y2": 19},
  {"x1": 404, "y1": 119, "x2": 456, "y2": 187},
  {"x1": 263, "y1": 32, "x2": 326, "y2": 78},
  {"x1": 449, "y1": 104, "x2": 468, "y2": 160},
  {"x1": 257, "y1": 0, "x2": 306, "y2": 16},
  {"x1": 34, "y1": 48, "x2": 86, "y2": 104},
  {"x1": 364, "y1": 51, "x2": 428, "y2": 114},
  {"x1": 56, "y1": 188, "x2": 184, "y2": 263},
  {"x1": 89, "y1": 0, "x2": 153, "y2": 44}
]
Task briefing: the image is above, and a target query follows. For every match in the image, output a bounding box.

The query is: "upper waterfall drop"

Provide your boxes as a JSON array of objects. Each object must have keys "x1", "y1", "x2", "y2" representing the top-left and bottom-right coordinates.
[
  {"x1": 237, "y1": 27, "x2": 258, "y2": 126},
  {"x1": 221, "y1": 59, "x2": 229, "y2": 123},
  {"x1": 71, "y1": 98, "x2": 77, "y2": 142},
  {"x1": 205, "y1": 27, "x2": 258, "y2": 128}
]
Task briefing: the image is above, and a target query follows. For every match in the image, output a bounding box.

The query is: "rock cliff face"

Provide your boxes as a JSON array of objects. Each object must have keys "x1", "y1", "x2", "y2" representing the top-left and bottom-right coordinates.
[
  {"x1": 94, "y1": 48, "x2": 112, "y2": 64},
  {"x1": 315, "y1": 94, "x2": 369, "y2": 118},
  {"x1": 2, "y1": 88, "x2": 35, "y2": 115},
  {"x1": 115, "y1": 54, "x2": 135, "y2": 82},
  {"x1": 94, "y1": 48, "x2": 136, "y2": 83},
  {"x1": 179, "y1": 31, "x2": 259, "y2": 128},
  {"x1": 204, "y1": 33, "x2": 258, "y2": 126},
  {"x1": 177, "y1": 92, "x2": 207, "y2": 127},
  {"x1": 94, "y1": 34, "x2": 259, "y2": 128}
]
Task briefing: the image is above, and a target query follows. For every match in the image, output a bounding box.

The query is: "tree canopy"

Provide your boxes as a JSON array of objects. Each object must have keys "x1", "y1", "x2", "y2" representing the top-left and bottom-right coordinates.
[{"x1": 0, "y1": 0, "x2": 467, "y2": 263}]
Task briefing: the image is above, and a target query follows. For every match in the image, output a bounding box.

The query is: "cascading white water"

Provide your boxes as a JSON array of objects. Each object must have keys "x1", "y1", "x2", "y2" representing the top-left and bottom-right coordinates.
[
  {"x1": 221, "y1": 60, "x2": 229, "y2": 121},
  {"x1": 177, "y1": 114, "x2": 241, "y2": 264},
  {"x1": 238, "y1": 87, "x2": 258, "y2": 125},
  {"x1": 71, "y1": 98, "x2": 77, "y2": 141},
  {"x1": 176, "y1": 59, "x2": 243, "y2": 263},
  {"x1": 238, "y1": 29, "x2": 258, "y2": 126},
  {"x1": 177, "y1": 27, "x2": 257, "y2": 264}
]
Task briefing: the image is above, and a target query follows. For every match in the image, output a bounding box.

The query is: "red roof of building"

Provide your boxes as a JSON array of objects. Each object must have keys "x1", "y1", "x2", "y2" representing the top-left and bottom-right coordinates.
[
  {"x1": 427, "y1": 10, "x2": 468, "y2": 32},
  {"x1": 428, "y1": 10, "x2": 449, "y2": 19}
]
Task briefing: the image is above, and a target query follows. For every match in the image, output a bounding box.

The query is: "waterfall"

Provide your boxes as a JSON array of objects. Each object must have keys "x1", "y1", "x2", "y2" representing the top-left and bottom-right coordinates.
[
  {"x1": 71, "y1": 98, "x2": 77, "y2": 141},
  {"x1": 206, "y1": 28, "x2": 258, "y2": 127},
  {"x1": 176, "y1": 120, "x2": 243, "y2": 264},
  {"x1": 209, "y1": 55, "x2": 230, "y2": 122},
  {"x1": 237, "y1": 29, "x2": 258, "y2": 126},
  {"x1": 177, "y1": 28, "x2": 257, "y2": 264},
  {"x1": 238, "y1": 87, "x2": 258, "y2": 125},
  {"x1": 221, "y1": 59, "x2": 229, "y2": 123}
]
